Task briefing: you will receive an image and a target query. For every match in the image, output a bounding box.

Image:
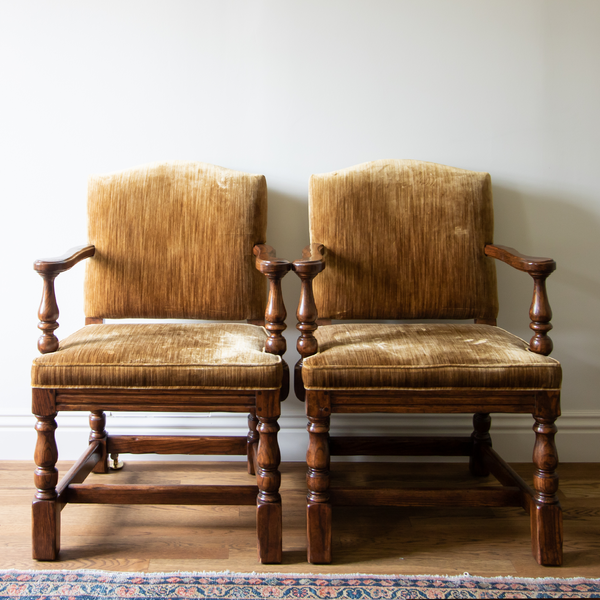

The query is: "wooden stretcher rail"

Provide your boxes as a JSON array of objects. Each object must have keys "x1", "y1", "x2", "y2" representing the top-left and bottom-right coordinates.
[
  {"x1": 64, "y1": 484, "x2": 259, "y2": 505},
  {"x1": 330, "y1": 487, "x2": 523, "y2": 507},
  {"x1": 107, "y1": 435, "x2": 248, "y2": 455},
  {"x1": 329, "y1": 436, "x2": 473, "y2": 456},
  {"x1": 56, "y1": 441, "x2": 103, "y2": 507}
]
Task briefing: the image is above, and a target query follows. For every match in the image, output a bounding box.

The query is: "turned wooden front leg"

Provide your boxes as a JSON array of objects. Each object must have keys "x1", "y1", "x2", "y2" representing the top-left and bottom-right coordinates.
[
  {"x1": 90, "y1": 410, "x2": 109, "y2": 474},
  {"x1": 531, "y1": 409, "x2": 562, "y2": 565},
  {"x1": 306, "y1": 389, "x2": 332, "y2": 564},
  {"x1": 247, "y1": 408, "x2": 259, "y2": 475},
  {"x1": 255, "y1": 390, "x2": 282, "y2": 563},
  {"x1": 32, "y1": 389, "x2": 60, "y2": 560},
  {"x1": 469, "y1": 413, "x2": 492, "y2": 477}
]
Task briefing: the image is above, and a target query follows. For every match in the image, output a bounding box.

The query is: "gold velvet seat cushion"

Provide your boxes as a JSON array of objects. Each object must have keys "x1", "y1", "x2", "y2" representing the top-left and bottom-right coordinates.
[
  {"x1": 302, "y1": 324, "x2": 561, "y2": 390},
  {"x1": 32, "y1": 323, "x2": 282, "y2": 390}
]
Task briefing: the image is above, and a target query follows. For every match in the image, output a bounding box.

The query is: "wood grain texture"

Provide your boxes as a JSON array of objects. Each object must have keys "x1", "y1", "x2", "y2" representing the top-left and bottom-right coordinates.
[
  {"x1": 107, "y1": 435, "x2": 248, "y2": 456},
  {"x1": 329, "y1": 436, "x2": 473, "y2": 457},
  {"x1": 34, "y1": 246, "x2": 96, "y2": 354},
  {"x1": 253, "y1": 244, "x2": 292, "y2": 359},
  {"x1": 34, "y1": 245, "x2": 96, "y2": 275},
  {"x1": 2, "y1": 461, "x2": 598, "y2": 576},
  {"x1": 293, "y1": 244, "x2": 326, "y2": 402},
  {"x1": 485, "y1": 244, "x2": 557, "y2": 355},
  {"x1": 64, "y1": 484, "x2": 259, "y2": 505},
  {"x1": 330, "y1": 487, "x2": 523, "y2": 507},
  {"x1": 484, "y1": 244, "x2": 556, "y2": 274}
]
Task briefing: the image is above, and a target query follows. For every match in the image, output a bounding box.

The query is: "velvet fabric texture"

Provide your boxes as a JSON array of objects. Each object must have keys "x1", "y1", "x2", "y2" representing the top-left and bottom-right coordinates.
[
  {"x1": 85, "y1": 161, "x2": 268, "y2": 320},
  {"x1": 309, "y1": 160, "x2": 498, "y2": 320},
  {"x1": 32, "y1": 324, "x2": 282, "y2": 390},
  {"x1": 302, "y1": 324, "x2": 561, "y2": 390}
]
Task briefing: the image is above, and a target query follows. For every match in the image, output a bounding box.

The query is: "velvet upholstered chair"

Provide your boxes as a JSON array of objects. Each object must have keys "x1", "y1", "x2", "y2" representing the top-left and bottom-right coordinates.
[
  {"x1": 31, "y1": 161, "x2": 290, "y2": 563},
  {"x1": 293, "y1": 159, "x2": 562, "y2": 566}
]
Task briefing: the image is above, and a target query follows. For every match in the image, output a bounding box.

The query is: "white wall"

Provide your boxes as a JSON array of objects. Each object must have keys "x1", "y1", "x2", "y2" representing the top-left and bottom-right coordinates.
[{"x1": 1, "y1": 0, "x2": 599, "y2": 462}]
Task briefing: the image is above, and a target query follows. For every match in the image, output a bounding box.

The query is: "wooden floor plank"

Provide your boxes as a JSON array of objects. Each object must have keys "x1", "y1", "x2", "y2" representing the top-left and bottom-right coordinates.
[{"x1": 2, "y1": 460, "x2": 600, "y2": 578}]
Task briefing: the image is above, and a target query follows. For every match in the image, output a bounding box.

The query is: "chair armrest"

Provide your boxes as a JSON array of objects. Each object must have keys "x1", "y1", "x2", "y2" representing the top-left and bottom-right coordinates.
[
  {"x1": 253, "y1": 245, "x2": 292, "y2": 358},
  {"x1": 34, "y1": 245, "x2": 95, "y2": 354},
  {"x1": 484, "y1": 244, "x2": 555, "y2": 275},
  {"x1": 292, "y1": 244, "x2": 326, "y2": 401},
  {"x1": 293, "y1": 243, "x2": 326, "y2": 272},
  {"x1": 485, "y1": 244, "x2": 556, "y2": 356},
  {"x1": 254, "y1": 244, "x2": 291, "y2": 275},
  {"x1": 34, "y1": 245, "x2": 96, "y2": 275}
]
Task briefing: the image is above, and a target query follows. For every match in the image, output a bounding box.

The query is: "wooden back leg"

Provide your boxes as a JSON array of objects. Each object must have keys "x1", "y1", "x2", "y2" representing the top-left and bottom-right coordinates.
[
  {"x1": 247, "y1": 408, "x2": 259, "y2": 475},
  {"x1": 469, "y1": 413, "x2": 492, "y2": 477}
]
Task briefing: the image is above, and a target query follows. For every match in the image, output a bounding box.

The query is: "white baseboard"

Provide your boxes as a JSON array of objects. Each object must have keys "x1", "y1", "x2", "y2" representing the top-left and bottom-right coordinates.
[{"x1": 2, "y1": 411, "x2": 599, "y2": 463}]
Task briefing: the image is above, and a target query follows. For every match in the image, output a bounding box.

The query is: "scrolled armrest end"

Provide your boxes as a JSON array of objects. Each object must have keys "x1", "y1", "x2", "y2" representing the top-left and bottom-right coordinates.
[{"x1": 34, "y1": 245, "x2": 96, "y2": 275}]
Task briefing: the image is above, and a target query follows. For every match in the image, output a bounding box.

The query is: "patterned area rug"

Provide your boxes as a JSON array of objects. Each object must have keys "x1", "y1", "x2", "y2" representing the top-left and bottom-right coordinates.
[{"x1": 1, "y1": 570, "x2": 599, "y2": 599}]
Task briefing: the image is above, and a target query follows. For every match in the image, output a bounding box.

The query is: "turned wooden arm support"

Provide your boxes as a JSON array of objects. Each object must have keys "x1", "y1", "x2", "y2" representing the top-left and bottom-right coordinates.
[
  {"x1": 292, "y1": 244, "x2": 326, "y2": 361},
  {"x1": 253, "y1": 244, "x2": 292, "y2": 356},
  {"x1": 485, "y1": 244, "x2": 556, "y2": 356},
  {"x1": 34, "y1": 245, "x2": 95, "y2": 354}
]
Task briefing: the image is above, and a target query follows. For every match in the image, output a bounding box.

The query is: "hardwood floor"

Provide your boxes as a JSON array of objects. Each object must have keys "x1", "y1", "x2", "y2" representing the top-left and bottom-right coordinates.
[{"x1": 1, "y1": 460, "x2": 599, "y2": 577}]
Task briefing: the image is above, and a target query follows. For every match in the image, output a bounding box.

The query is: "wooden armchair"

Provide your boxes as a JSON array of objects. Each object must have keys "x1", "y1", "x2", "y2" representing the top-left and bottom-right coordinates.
[
  {"x1": 31, "y1": 161, "x2": 291, "y2": 563},
  {"x1": 293, "y1": 160, "x2": 562, "y2": 566}
]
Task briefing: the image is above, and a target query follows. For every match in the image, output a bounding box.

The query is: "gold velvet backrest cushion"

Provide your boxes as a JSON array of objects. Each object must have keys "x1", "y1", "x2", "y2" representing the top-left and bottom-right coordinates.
[
  {"x1": 309, "y1": 160, "x2": 499, "y2": 320},
  {"x1": 84, "y1": 161, "x2": 267, "y2": 320}
]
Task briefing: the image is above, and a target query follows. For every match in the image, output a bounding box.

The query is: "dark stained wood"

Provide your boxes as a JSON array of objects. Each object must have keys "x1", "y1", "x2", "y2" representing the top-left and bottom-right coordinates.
[
  {"x1": 484, "y1": 244, "x2": 556, "y2": 274},
  {"x1": 56, "y1": 441, "x2": 103, "y2": 505},
  {"x1": 32, "y1": 388, "x2": 56, "y2": 417},
  {"x1": 531, "y1": 404, "x2": 562, "y2": 566},
  {"x1": 485, "y1": 244, "x2": 557, "y2": 355},
  {"x1": 474, "y1": 317, "x2": 497, "y2": 325},
  {"x1": 89, "y1": 411, "x2": 108, "y2": 474},
  {"x1": 331, "y1": 389, "x2": 538, "y2": 404},
  {"x1": 329, "y1": 436, "x2": 473, "y2": 456},
  {"x1": 85, "y1": 317, "x2": 103, "y2": 325},
  {"x1": 31, "y1": 498, "x2": 60, "y2": 561},
  {"x1": 247, "y1": 409, "x2": 259, "y2": 475},
  {"x1": 33, "y1": 414, "x2": 58, "y2": 502},
  {"x1": 32, "y1": 388, "x2": 60, "y2": 560},
  {"x1": 247, "y1": 318, "x2": 266, "y2": 326},
  {"x1": 34, "y1": 246, "x2": 95, "y2": 354},
  {"x1": 255, "y1": 390, "x2": 282, "y2": 563},
  {"x1": 293, "y1": 244, "x2": 326, "y2": 402},
  {"x1": 65, "y1": 484, "x2": 259, "y2": 505},
  {"x1": 107, "y1": 435, "x2": 248, "y2": 455},
  {"x1": 470, "y1": 413, "x2": 492, "y2": 477},
  {"x1": 529, "y1": 272, "x2": 554, "y2": 355},
  {"x1": 56, "y1": 389, "x2": 256, "y2": 412},
  {"x1": 482, "y1": 445, "x2": 534, "y2": 512},
  {"x1": 306, "y1": 409, "x2": 331, "y2": 564},
  {"x1": 3, "y1": 461, "x2": 597, "y2": 575},
  {"x1": 254, "y1": 244, "x2": 292, "y2": 360},
  {"x1": 36, "y1": 271, "x2": 60, "y2": 354},
  {"x1": 330, "y1": 487, "x2": 523, "y2": 507},
  {"x1": 34, "y1": 245, "x2": 96, "y2": 274}
]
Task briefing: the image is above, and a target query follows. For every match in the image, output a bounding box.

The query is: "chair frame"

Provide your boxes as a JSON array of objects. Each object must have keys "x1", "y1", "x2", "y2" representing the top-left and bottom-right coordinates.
[
  {"x1": 293, "y1": 242, "x2": 562, "y2": 566},
  {"x1": 33, "y1": 243, "x2": 291, "y2": 564}
]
